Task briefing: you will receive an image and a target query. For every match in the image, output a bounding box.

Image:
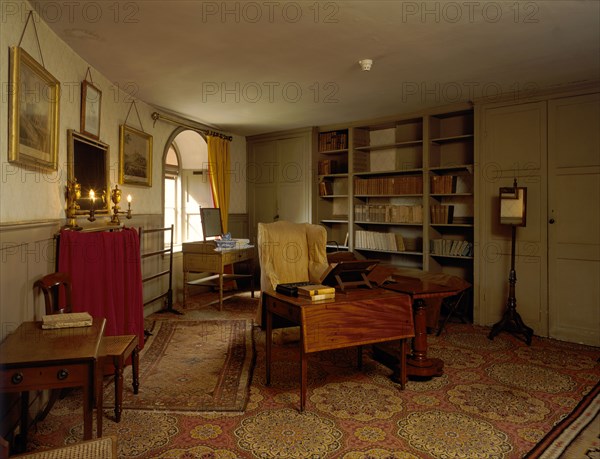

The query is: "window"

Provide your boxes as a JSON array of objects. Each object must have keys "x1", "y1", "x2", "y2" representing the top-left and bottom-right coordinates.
[
  {"x1": 164, "y1": 145, "x2": 181, "y2": 246},
  {"x1": 163, "y1": 130, "x2": 212, "y2": 248}
]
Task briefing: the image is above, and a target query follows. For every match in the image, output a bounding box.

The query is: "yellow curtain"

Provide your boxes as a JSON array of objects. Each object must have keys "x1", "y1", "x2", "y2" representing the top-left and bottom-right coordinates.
[{"x1": 207, "y1": 135, "x2": 231, "y2": 233}]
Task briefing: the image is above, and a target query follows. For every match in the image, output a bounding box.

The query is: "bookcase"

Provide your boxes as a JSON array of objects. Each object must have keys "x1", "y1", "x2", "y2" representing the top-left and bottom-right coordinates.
[
  {"x1": 316, "y1": 128, "x2": 351, "y2": 250},
  {"x1": 314, "y1": 104, "x2": 475, "y2": 289},
  {"x1": 427, "y1": 109, "x2": 475, "y2": 282}
]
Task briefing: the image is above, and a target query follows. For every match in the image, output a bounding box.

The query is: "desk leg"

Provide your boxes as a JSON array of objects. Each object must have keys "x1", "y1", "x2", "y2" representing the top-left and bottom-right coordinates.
[
  {"x1": 219, "y1": 273, "x2": 224, "y2": 311},
  {"x1": 407, "y1": 299, "x2": 443, "y2": 378},
  {"x1": 300, "y1": 338, "x2": 307, "y2": 413},
  {"x1": 83, "y1": 365, "x2": 94, "y2": 439},
  {"x1": 95, "y1": 360, "x2": 103, "y2": 438},
  {"x1": 183, "y1": 271, "x2": 188, "y2": 307},
  {"x1": 15, "y1": 391, "x2": 29, "y2": 453},
  {"x1": 265, "y1": 307, "x2": 272, "y2": 387}
]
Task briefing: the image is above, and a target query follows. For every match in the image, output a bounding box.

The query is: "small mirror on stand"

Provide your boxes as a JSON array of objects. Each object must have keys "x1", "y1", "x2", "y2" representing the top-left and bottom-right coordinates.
[
  {"x1": 489, "y1": 178, "x2": 533, "y2": 345},
  {"x1": 200, "y1": 207, "x2": 224, "y2": 241}
]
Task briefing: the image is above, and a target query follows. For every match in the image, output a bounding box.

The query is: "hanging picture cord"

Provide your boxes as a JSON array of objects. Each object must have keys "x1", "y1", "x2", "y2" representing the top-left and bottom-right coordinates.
[
  {"x1": 84, "y1": 67, "x2": 94, "y2": 84},
  {"x1": 124, "y1": 100, "x2": 145, "y2": 132},
  {"x1": 17, "y1": 10, "x2": 45, "y2": 68}
]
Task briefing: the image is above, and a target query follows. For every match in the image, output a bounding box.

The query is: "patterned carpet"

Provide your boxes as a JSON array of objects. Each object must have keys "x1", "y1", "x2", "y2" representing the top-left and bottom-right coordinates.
[
  {"x1": 103, "y1": 319, "x2": 254, "y2": 412},
  {"x1": 23, "y1": 292, "x2": 600, "y2": 458}
]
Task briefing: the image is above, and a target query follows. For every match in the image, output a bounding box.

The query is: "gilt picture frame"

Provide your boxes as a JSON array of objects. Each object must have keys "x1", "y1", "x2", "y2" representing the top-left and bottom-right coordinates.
[
  {"x1": 119, "y1": 124, "x2": 153, "y2": 186},
  {"x1": 80, "y1": 80, "x2": 101, "y2": 139},
  {"x1": 8, "y1": 46, "x2": 60, "y2": 171}
]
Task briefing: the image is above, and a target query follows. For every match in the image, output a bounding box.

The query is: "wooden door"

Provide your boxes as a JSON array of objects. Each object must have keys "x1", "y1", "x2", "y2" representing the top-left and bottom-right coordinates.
[
  {"x1": 247, "y1": 130, "x2": 312, "y2": 243},
  {"x1": 479, "y1": 101, "x2": 548, "y2": 335},
  {"x1": 248, "y1": 140, "x2": 279, "y2": 241},
  {"x1": 548, "y1": 93, "x2": 600, "y2": 346},
  {"x1": 275, "y1": 136, "x2": 310, "y2": 223}
]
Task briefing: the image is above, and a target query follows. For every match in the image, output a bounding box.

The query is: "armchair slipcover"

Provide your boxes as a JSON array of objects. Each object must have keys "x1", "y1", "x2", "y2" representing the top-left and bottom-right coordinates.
[{"x1": 256, "y1": 221, "x2": 329, "y2": 330}]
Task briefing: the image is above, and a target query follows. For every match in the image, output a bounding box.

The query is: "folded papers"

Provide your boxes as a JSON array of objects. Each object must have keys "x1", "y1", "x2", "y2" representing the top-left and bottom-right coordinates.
[{"x1": 42, "y1": 312, "x2": 93, "y2": 329}]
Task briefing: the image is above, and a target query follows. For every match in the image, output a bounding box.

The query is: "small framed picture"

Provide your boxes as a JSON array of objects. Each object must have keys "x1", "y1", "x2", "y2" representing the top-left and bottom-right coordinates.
[
  {"x1": 119, "y1": 124, "x2": 153, "y2": 186},
  {"x1": 80, "y1": 80, "x2": 101, "y2": 139},
  {"x1": 8, "y1": 46, "x2": 60, "y2": 171}
]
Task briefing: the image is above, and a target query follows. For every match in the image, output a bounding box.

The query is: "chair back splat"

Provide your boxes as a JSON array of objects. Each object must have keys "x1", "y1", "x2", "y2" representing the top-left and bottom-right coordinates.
[{"x1": 34, "y1": 272, "x2": 73, "y2": 315}]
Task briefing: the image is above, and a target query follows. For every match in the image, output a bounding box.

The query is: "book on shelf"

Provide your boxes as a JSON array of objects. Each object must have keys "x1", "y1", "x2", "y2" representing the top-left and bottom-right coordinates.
[
  {"x1": 297, "y1": 284, "x2": 336, "y2": 297},
  {"x1": 430, "y1": 175, "x2": 457, "y2": 194},
  {"x1": 319, "y1": 130, "x2": 348, "y2": 151},
  {"x1": 355, "y1": 230, "x2": 405, "y2": 252},
  {"x1": 354, "y1": 175, "x2": 423, "y2": 195},
  {"x1": 430, "y1": 239, "x2": 473, "y2": 257},
  {"x1": 318, "y1": 159, "x2": 338, "y2": 175},
  {"x1": 318, "y1": 180, "x2": 334, "y2": 196},
  {"x1": 42, "y1": 312, "x2": 93, "y2": 329},
  {"x1": 430, "y1": 205, "x2": 454, "y2": 224},
  {"x1": 354, "y1": 204, "x2": 423, "y2": 223}
]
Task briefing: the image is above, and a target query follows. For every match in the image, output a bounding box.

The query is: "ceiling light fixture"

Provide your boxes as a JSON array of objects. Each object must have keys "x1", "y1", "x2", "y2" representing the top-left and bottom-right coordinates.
[{"x1": 359, "y1": 59, "x2": 373, "y2": 71}]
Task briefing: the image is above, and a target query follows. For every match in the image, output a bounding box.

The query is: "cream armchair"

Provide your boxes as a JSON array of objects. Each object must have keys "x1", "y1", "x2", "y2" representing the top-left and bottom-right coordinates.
[{"x1": 256, "y1": 221, "x2": 329, "y2": 329}]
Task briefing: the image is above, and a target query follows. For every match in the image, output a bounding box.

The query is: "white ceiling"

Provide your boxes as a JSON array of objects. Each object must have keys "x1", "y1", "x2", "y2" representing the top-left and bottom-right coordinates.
[{"x1": 42, "y1": 0, "x2": 599, "y2": 136}]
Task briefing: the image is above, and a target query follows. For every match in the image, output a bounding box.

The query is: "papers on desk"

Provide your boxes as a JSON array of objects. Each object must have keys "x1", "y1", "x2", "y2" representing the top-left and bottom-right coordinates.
[
  {"x1": 214, "y1": 239, "x2": 254, "y2": 252},
  {"x1": 42, "y1": 312, "x2": 93, "y2": 329}
]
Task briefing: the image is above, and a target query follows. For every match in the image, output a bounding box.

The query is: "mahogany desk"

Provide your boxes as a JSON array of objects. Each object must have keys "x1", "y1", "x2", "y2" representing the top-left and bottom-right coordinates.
[
  {"x1": 375, "y1": 275, "x2": 461, "y2": 379},
  {"x1": 264, "y1": 289, "x2": 414, "y2": 411},
  {"x1": 0, "y1": 318, "x2": 105, "y2": 452},
  {"x1": 182, "y1": 241, "x2": 254, "y2": 310}
]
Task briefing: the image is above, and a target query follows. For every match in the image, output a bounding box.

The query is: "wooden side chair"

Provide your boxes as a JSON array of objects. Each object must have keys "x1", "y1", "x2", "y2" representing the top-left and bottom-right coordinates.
[{"x1": 34, "y1": 273, "x2": 139, "y2": 424}]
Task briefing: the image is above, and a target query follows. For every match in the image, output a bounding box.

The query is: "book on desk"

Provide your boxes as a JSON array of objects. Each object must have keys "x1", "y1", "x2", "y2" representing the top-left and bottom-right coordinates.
[{"x1": 275, "y1": 283, "x2": 336, "y2": 301}]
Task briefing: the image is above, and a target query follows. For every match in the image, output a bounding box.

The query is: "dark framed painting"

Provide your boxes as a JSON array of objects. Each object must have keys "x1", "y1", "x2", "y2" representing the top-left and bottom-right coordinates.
[
  {"x1": 119, "y1": 124, "x2": 153, "y2": 186},
  {"x1": 8, "y1": 47, "x2": 60, "y2": 170}
]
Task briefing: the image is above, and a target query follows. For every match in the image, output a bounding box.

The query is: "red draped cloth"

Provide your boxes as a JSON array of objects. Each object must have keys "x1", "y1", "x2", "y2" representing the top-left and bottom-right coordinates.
[{"x1": 58, "y1": 228, "x2": 145, "y2": 349}]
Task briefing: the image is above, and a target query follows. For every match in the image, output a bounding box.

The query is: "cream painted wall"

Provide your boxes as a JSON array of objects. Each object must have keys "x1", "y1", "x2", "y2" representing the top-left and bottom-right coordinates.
[
  {"x1": 0, "y1": 1, "x2": 246, "y2": 224},
  {"x1": 0, "y1": 2, "x2": 246, "y2": 337}
]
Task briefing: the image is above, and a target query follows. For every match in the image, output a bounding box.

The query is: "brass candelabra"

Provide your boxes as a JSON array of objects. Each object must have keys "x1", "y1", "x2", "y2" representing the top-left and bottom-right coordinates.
[
  {"x1": 108, "y1": 184, "x2": 133, "y2": 225},
  {"x1": 64, "y1": 179, "x2": 82, "y2": 230}
]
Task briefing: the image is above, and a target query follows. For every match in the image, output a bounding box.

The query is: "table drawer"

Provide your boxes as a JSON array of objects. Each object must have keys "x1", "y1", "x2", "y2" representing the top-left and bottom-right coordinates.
[
  {"x1": 222, "y1": 249, "x2": 252, "y2": 265},
  {"x1": 267, "y1": 297, "x2": 301, "y2": 323},
  {"x1": 184, "y1": 253, "x2": 220, "y2": 272},
  {"x1": 0, "y1": 363, "x2": 89, "y2": 392}
]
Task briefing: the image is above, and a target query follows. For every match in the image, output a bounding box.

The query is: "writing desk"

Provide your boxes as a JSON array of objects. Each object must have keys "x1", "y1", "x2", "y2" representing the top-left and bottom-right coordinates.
[
  {"x1": 264, "y1": 289, "x2": 414, "y2": 411},
  {"x1": 0, "y1": 318, "x2": 105, "y2": 452},
  {"x1": 182, "y1": 241, "x2": 254, "y2": 310}
]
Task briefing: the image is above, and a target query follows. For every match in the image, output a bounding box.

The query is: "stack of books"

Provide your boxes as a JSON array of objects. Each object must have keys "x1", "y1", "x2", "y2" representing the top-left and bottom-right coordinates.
[{"x1": 296, "y1": 284, "x2": 336, "y2": 301}]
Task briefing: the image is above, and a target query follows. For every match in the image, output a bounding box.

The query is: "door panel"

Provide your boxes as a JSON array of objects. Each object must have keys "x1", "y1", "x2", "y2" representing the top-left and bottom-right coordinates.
[
  {"x1": 277, "y1": 136, "x2": 310, "y2": 223},
  {"x1": 480, "y1": 102, "x2": 548, "y2": 334},
  {"x1": 548, "y1": 93, "x2": 600, "y2": 346}
]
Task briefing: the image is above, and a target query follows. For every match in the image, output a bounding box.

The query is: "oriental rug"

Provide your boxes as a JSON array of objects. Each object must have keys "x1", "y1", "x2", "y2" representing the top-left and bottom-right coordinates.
[
  {"x1": 22, "y1": 293, "x2": 600, "y2": 458},
  {"x1": 103, "y1": 319, "x2": 255, "y2": 412}
]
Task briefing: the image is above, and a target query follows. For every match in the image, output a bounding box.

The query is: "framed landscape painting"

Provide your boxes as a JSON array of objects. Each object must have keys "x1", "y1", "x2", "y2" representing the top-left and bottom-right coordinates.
[
  {"x1": 80, "y1": 80, "x2": 101, "y2": 139},
  {"x1": 119, "y1": 124, "x2": 153, "y2": 186},
  {"x1": 8, "y1": 47, "x2": 60, "y2": 171}
]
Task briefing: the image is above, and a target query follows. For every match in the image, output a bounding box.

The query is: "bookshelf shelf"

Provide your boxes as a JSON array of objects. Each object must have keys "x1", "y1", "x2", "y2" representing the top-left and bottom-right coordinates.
[
  {"x1": 319, "y1": 148, "x2": 348, "y2": 155},
  {"x1": 354, "y1": 168, "x2": 423, "y2": 177},
  {"x1": 355, "y1": 140, "x2": 423, "y2": 152},
  {"x1": 431, "y1": 134, "x2": 474, "y2": 144},
  {"x1": 355, "y1": 221, "x2": 423, "y2": 226}
]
